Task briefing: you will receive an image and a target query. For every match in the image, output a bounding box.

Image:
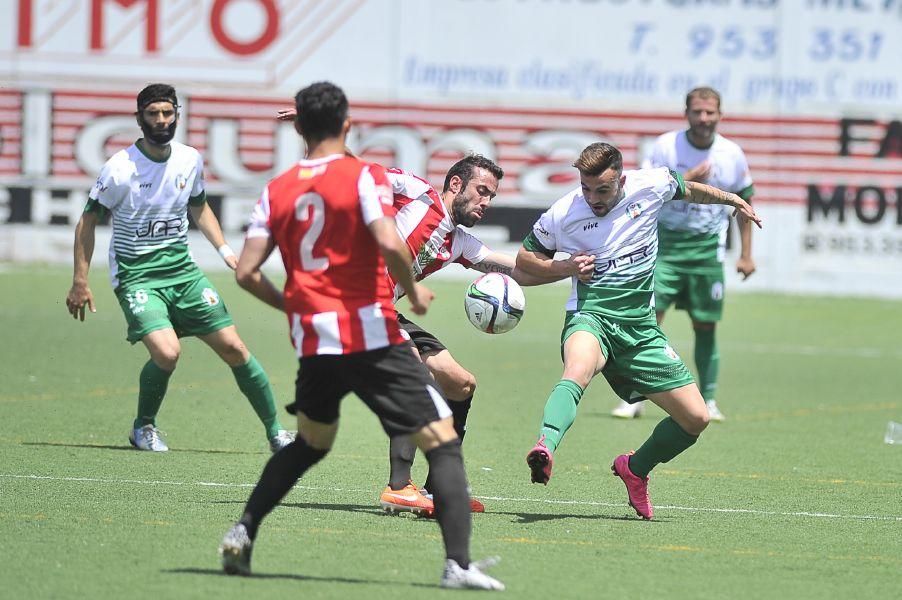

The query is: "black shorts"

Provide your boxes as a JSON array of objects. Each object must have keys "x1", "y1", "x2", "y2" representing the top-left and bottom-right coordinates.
[
  {"x1": 397, "y1": 312, "x2": 447, "y2": 355},
  {"x1": 287, "y1": 343, "x2": 452, "y2": 437}
]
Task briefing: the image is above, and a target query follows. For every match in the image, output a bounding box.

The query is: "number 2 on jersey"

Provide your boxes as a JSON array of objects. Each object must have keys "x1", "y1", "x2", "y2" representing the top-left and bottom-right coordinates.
[{"x1": 295, "y1": 193, "x2": 329, "y2": 271}]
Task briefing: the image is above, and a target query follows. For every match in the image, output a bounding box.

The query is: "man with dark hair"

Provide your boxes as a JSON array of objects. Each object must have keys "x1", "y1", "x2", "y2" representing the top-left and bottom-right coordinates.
[
  {"x1": 219, "y1": 81, "x2": 504, "y2": 590},
  {"x1": 378, "y1": 154, "x2": 554, "y2": 516},
  {"x1": 276, "y1": 110, "x2": 551, "y2": 516},
  {"x1": 517, "y1": 142, "x2": 760, "y2": 520},
  {"x1": 611, "y1": 86, "x2": 756, "y2": 421},
  {"x1": 65, "y1": 83, "x2": 292, "y2": 453}
]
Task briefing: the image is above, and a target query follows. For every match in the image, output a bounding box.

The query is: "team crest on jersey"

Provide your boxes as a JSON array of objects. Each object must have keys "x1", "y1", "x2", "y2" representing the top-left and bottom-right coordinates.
[
  {"x1": 415, "y1": 239, "x2": 452, "y2": 272},
  {"x1": 201, "y1": 288, "x2": 220, "y2": 306},
  {"x1": 626, "y1": 202, "x2": 643, "y2": 219},
  {"x1": 175, "y1": 174, "x2": 188, "y2": 190},
  {"x1": 663, "y1": 345, "x2": 680, "y2": 361}
]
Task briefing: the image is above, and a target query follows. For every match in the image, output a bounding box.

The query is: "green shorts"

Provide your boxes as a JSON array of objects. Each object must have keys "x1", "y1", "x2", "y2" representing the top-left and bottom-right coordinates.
[
  {"x1": 561, "y1": 311, "x2": 695, "y2": 403},
  {"x1": 654, "y1": 261, "x2": 725, "y2": 322},
  {"x1": 115, "y1": 275, "x2": 234, "y2": 343}
]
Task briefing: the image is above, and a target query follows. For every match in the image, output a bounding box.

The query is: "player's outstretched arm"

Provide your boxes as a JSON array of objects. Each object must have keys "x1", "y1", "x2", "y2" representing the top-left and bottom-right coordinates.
[
  {"x1": 516, "y1": 247, "x2": 595, "y2": 283},
  {"x1": 236, "y1": 236, "x2": 284, "y2": 311},
  {"x1": 684, "y1": 181, "x2": 762, "y2": 229},
  {"x1": 473, "y1": 251, "x2": 562, "y2": 286},
  {"x1": 66, "y1": 212, "x2": 98, "y2": 321},
  {"x1": 369, "y1": 216, "x2": 433, "y2": 315},
  {"x1": 190, "y1": 202, "x2": 237, "y2": 269}
]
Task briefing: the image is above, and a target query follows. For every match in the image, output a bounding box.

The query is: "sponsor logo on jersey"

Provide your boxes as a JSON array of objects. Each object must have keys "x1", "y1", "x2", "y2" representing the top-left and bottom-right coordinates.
[
  {"x1": 135, "y1": 217, "x2": 183, "y2": 238},
  {"x1": 536, "y1": 225, "x2": 550, "y2": 237},
  {"x1": 594, "y1": 243, "x2": 654, "y2": 276},
  {"x1": 202, "y1": 288, "x2": 220, "y2": 306},
  {"x1": 583, "y1": 222, "x2": 598, "y2": 231},
  {"x1": 93, "y1": 178, "x2": 108, "y2": 193},
  {"x1": 139, "y1": 182, "x2": 152, "y2": 189}
]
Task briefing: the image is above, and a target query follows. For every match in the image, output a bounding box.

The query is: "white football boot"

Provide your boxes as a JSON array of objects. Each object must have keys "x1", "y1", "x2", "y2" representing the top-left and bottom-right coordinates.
[
  {"x1": 611, "y1": 400, "x2": 644, "y2": 419},
  {"x1": 128, "y1": 424, "x2": 169, "y2": 452},
  {"x1": 705, "y1": 400, "x2": 726, "y2": 422},
  {"x1": 219, "y1": 523, "x2": 253, "y2": 576},
  {"x1": 268, "y1": 430, "x2": 295, "y2": 453},
  {"x1": 441, "y1": 557, "x2": 505, "y2": 590}
]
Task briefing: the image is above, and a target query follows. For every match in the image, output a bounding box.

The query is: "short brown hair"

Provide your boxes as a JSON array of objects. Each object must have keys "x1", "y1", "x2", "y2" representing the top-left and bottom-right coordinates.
[
  {"x1": 685, "y1": 86, "x2": 721, "y2": 111},
  {"x1": 572, "y1": 142, "x2": 623, "y2": 176}
]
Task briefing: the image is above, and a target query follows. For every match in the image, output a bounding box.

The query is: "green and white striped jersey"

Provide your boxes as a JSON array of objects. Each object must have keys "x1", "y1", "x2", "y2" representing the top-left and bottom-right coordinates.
[
  {"x1": 87, "y1": 141, "x2": 206, "y2": 290},
  {"x1": 643, "y1": 131, "x2": 754, "y2": 267},
  {"x1": 524, "y1": 167, "x2": 685, "y2": 323}
]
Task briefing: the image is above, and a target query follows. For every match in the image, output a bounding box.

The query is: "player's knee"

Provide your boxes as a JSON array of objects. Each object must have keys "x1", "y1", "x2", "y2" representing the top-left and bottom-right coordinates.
[
  {"x1": 686, "y1": 409, "x2": 710, "y2": 435},
  {"x1": 153, "y1": 348, "x2": 180, "y2": 370},
  {"x1": 221, "y1": 340, "x2": 249, "y2": 366}
]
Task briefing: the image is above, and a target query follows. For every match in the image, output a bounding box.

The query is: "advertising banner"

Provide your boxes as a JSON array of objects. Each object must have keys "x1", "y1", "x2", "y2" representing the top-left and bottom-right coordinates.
[{"x1": 1, "y1": 0, "x2": 900, "y2": 296}]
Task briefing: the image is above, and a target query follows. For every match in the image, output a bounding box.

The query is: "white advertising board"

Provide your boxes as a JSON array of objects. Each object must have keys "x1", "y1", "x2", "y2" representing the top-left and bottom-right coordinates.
[{"x1": 1, "y1": 0, "x2": 900, "y2": 297}]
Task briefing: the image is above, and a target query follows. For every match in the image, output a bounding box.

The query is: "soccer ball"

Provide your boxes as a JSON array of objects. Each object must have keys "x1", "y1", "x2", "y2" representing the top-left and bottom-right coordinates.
[{"x1": 464, "y1": 273, "x2": 526, "y2": 334}]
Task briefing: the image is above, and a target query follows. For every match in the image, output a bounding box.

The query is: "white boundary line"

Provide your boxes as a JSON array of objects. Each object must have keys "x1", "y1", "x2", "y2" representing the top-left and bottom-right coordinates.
[{"x1": 3, "y1": 473, "x2": 900, "y2": 523}]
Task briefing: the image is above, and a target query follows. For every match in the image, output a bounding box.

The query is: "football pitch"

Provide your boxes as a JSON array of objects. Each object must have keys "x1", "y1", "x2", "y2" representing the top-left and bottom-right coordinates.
[{"x1": 2, "y1": 265, "x2": 900, "y2": 599}]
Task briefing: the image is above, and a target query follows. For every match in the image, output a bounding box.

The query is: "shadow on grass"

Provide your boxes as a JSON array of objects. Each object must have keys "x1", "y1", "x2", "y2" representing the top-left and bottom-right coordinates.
[
  {"x1": 164, "y1": 567, "x2": 428, "y2": 587},
  {"x1": 210, "y1": 499, "x2": 386, "y2": 517},
  {"x1": 491, "y1": 510, "x2": 659, "y2": 524},
  {"x1": 21, "y1": 441, "x2": 263, "y2": 455}
]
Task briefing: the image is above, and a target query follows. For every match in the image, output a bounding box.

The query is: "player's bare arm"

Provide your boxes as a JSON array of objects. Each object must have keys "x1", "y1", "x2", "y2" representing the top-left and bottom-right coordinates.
[
  {"x1": 369, "y1": 216, "x2": 434, "y2": 315},
  {"x1": 685, "y1": 181, "x2": 762, "y2": 228},
  {"x1": 472, "y1": 252, "x2": 514, "y2": 276},
  {"x1": 516, "y1": 247, "x2": 595, "y2": 283},
  {"x1": 736, "y1": 201, "x2": 756, "y2": 280},
  {"x1": 189, "y1": 202, "x2": 238, "y2": 270},
  {"x1": 236, "y1": 236, "x2": 285, "y2": 311},
  {"x1": 471, "y1": 250, "x2": 559, "y2": 287},
  {"x1": 66, "y1": 211, "x2": 99, "y2": 321}
]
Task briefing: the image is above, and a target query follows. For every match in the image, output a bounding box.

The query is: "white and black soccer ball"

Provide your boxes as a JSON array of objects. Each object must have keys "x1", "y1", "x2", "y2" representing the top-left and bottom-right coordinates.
[{"x1": 464, "y1": 273, "x2": 526, "y2": 334}]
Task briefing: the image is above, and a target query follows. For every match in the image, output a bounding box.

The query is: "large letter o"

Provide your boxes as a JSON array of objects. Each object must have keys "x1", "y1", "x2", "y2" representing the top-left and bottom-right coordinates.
[{"x1": 211, "y1": 0, "x2": 279, "y2": 56}]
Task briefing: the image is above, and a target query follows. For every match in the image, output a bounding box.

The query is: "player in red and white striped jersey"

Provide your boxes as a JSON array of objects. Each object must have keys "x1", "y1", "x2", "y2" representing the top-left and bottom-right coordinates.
[
  {"x1": 279, "y1": 107, "x2": 559, "y2": 517},
  {"x1": 220, "y1": 82, "x2": 504, "y2": 590},
  {"x1": 379, "y1": 157, "x2": 563, "y2": 516}
]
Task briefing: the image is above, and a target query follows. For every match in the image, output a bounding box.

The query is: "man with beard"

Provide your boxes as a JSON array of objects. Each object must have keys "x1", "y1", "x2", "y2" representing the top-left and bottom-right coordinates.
[
  {"x1": 279, "y1": 106, "x2": 562, "y2": 513},
  {"x1": 610, "y1": 87, "x2": 756, "y2": 422},
  {"x1": 65, "y1": 84, "x2": 293, "y2": 453},
  {"x1": 518, "y1": 142, "x2": 760, "y2": 520},
  {"x1": 378, "y1": 155, "x2": 563, "y2": 516}
]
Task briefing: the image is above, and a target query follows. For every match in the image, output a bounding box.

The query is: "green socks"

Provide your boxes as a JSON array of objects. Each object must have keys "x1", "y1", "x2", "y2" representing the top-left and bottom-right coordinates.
[
  {"x1": 629, "y1": 417, "x2": 698, "y2": 478},
  {"x1": 694, "y1": 327, "x2": 719, "y2": 402},
  {"x1": 538, "y1": 379, "x2": 584, "y2": 452},
  {"x1": 232, "y1": 355, "x2": 282, "y2": 439},
  {"x1": 134, "y1": 359, "x2": 172, "y2": 429}
]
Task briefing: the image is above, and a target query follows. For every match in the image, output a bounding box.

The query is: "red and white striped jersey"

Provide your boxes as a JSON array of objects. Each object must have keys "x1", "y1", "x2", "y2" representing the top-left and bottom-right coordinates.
[
  {"x1": 247, "y1": 154, "x2": 405, "y2": 356},
  {"x1": 385, "y1": 168, "x2": 491, "y2": 301}
]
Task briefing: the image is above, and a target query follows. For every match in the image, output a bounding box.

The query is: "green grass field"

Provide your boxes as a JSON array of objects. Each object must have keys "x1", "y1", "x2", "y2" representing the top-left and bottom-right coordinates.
[{"x1": 2, "y1": 265, "x2": 900, "y2": 599}]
